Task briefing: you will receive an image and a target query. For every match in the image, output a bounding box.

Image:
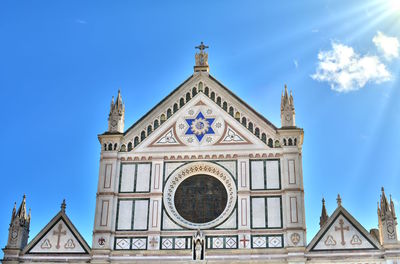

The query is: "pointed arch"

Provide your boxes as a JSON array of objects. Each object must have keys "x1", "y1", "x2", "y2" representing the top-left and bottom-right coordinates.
[
  {"x1": 255, "y1": 127, "x2": 260, "y2": 137},
  {"x1": 248, "y1": 122, "x2": 253, "y2": 133},
  {"x1": 141, "y1": 131, "x2": 146, "y2": 141},
  {"x1": 268, "y1": 138, "x2": 273, "y2": 148},
  {"x1": 114, "y1": 143, "x2": 117, "y2": 150},
  {"x1": 186, "y1": 92, "x2": 191, "y2": 102},
  {"x1": 134, "y1": 137, "x2": 139, "y2": 147},
  {"x1": 128, "y1": 142, "x2": 133, "y2": 151},
  {"x1": 275, "y1": 140, "x2": 280, "y2": 147},
  {"x1": 241, "y1": 117, "x2": 247, "y2": 127},
  {"x1": 180, "y1": 98, "x2": 184, "y2": 107},
  {"x1": 229, "y1": 106, "x2": 234, "y2": 116},
  {"x1": 147, "y1": 125, "x2": 153, "y2": 135},
  {"x1": 283, "y1": 138, "x2": 287, "y2": 146},
  {"x1": 108, "y1": 143, "x2": 113, "y2": 151},
  {"x1": 173, "y1": 103, "x2": 178, "y2": 113},
  {"x1": 160, "y1": 114, "x2": 166, "y2": 124},
  {"x1": 222, "y1": 101, "x2": 228, "y2": 111},
  {"x1": 210, "y1": 92, "x2": 215, "y2": 101},
  {"x1": 192, "y1": 87, "x2": 197, "y2": 97},
  {"x1": 216, "y1": 97, "x2": 221, "y2": 106},
  {"x1": 288, "y1": 138, "x2": 293, "y2": 146},
  {"x1": 261, "y1": 133, "x2": 267, "y2": 143},
  {"x1": 205, "y1": 87, "x2": 209, "y2": 96},
  {"x1": 198, "y1": 82, "x2": 203, "y2": 92},
  {"x1": 167, "y1": 108, "x2": 172, "y2": 118},
  {"x1": 120, "y1": 144, "x2": 126, "y2": 152},
  {"x1": 154, "y1": 119, "x2": 159, "y2": 129},
  {"x1": 235, "y1": 112, "x2": 240, "y2": 121}
]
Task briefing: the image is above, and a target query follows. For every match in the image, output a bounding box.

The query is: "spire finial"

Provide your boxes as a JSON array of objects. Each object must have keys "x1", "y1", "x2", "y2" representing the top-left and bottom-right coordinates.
[
  {"x1": 320, "y1": 197, "x2": 329, "y2": 228},
  {"x1": 61, "y1": 199, "x2": 66, "y2": 212},
  {"x1": 337, "y1": 194, "x2": 342, "y2": 207}
]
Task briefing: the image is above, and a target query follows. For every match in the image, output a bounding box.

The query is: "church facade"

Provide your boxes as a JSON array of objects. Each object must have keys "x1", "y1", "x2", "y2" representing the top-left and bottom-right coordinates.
[{"x1": 2, "y1": 44, "x2": 400, "y2": 263}]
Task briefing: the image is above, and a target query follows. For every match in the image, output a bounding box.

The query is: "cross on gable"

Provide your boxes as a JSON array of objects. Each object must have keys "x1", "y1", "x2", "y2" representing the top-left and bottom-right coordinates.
[
  {"x1": 53, "y1": 223, "x2": 67, "y2": 249},
  {"x1": 334, "y1": 218, "x2": 350, "y2": 246}
]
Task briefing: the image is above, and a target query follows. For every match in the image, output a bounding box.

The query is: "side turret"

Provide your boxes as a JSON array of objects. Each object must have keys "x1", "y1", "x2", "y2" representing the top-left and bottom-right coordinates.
[
  {"x1": 108, "y1": 90, "x2": 125, "y2": 133},
  {"x1": 281, "y1": 85, "x2": 296, "y2": 127},
  {"x1": 4, "y1": 195, "x2": 30, "y2": 251},
  {"x1": 378, "y1": 187, "x2": 398, "y2": 245}
]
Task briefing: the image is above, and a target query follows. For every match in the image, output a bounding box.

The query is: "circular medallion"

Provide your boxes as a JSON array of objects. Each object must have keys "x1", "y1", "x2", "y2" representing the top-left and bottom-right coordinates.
[
  {"x1": 164, "y1": 162, "x2": 237, "y2": 229},
  {"x1": 174, "y1": 174, "x2": 227, "y2": 223}
]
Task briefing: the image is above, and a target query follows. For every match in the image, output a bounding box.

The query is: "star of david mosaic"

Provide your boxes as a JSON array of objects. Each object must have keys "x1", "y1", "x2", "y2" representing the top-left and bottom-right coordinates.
[{"x1": 185, "y1": 112, "x2": 215, "y2": 142}]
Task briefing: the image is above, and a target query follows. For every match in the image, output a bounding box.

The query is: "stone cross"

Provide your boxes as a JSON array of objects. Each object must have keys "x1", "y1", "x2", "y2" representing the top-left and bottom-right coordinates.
[
  {"x1": 53, "y1": 223, "x2": 66, "y2": 249},
  {"x1": 149, "y1": 237, "x2": 158, "y2": 248},
  {"x1": 334, "y1": 219, "x2": 349, "y2": 245},
  {"x1": 195, "y1": 42, "x2": 209, "y2": 53},
  {"x1": 240, "y1": 235, "x2": 249, "y2": 248}
]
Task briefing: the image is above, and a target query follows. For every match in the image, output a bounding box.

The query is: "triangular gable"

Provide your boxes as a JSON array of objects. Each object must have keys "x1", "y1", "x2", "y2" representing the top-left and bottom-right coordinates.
[
  {"x1": 135, "y1": 93, "x2": 263, "y2": 152},
  {"x1": 307, "y1": 206, "x2": 381, "y2": 252},
  {"x1": 24, "y1": 210, "x2": 90, "y2": 254},
  {"x1": 120, "y1": 72, "x2": 278, "y2": 149}
]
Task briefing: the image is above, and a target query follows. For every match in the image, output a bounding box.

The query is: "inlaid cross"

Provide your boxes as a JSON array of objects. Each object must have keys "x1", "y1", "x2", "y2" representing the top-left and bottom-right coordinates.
[
  {"x1": 53, "y1": 223, "x2": 67, "y2": 249},
  {"x1": 240, "y1": 235, "x2": 249, "y2": 248},
  {"x1": 149, "y1": 237, "x2": 158, "y2": 248},
  {"x1": 334, "y1": 219, "x2": 349, "y2": 245}
]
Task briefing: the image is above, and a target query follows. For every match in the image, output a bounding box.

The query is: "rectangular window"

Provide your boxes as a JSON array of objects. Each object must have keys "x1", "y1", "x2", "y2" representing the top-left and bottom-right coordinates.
[
  {"x1": 250, "y1": 159, "x2": 281, "y2": 190},
  {"x1": 119, "y1": 163, "x2": 151, "y2": 193},
  {"x1": 250, "y1": 196, "x2": 282, "y2": 229},
  {"x1": 116, "y1": 199, "x2": 149, "y2": 231}
]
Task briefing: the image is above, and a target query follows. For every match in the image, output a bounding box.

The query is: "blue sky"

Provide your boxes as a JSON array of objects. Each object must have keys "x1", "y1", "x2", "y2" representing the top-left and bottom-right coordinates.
[{"x1": 0, "y1": 0, "x2": 399, "y2": 254}]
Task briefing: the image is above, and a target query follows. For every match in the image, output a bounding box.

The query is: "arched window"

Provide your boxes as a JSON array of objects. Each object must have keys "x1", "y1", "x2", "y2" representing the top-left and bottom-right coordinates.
[
  {"x1": 192, "y1": 87, "x2": 197, "y2": 97},
  {"x1": 294, "y1": 138, "x2": 297, "y2": 145},
  {"x1": 134, "y1": 137, "x2": 139, "y2": 147},
  {"x1": 283, "y1": 138, "x2": 287, "y2": 146},
  {"x1": 248, "y1": 122, "x2": 253, "y2": 133},
  {"x1": 120, "y1": 144, "x2": 126, "y2": 152},
  {"x1": 167, "y1": 109, "x2": 172, "y2": 118},
  {"x1": 186, "y1": 92, "x2": 191, "y2": 102},
  {"x1": 255, "y1": 127, "x2": 260, "y2": 137},
  {"x1": 141, "y1": 131, "x2": 146, "y2": 141},
  {"x1": 114, "y1": 143, "x2": 117, "y2": 150},
  {"x1": 235, "y1": 112, "x2": 240, "y2": 121},
  {"x1": 173, "y1": 103, "x2": 178, "y2": 113},
  {"x1": 128, "y1": 142, "x2": 133, "y2": 151},
  {"x1": 229, "y1": 107, "x2": 234, "y2": 116},
  {"x1": 216, "y1": 97, "x2": 221, "y2": 106},
  {"x1": 268, "y1": 138, "x2": 273, "y2": 148},
  {"x1": 147, "y1": 125, "x2": 152, "y2": 135},
  {"x1": 108, "y1": 143, "x2": 113, "y2": 151},
  {"x1": 180, "y1": 98, "x2": 184, "y2": 107},
  {"x1": 198, "y1": 82, "x2": 203, "y2": 92},
  {"x1": 241, "y1": 117, "x2": 247, "y2": 127},
  {"x1": 160, "y1": 114, "x2": 166, "y2": 124},
  {"x1": 154, "y1": 119, "x2": 159, "y2": 129},
  {"x1": 205, "y1": 87, "x2": 209, "y2": 96},
  {"x1": 288, "y1": 138, "x2": 293, "y2": 146},
  {"x1": 222, "y1": 102, "x2": 227, "y2": 111},
  {"x1": 261, "y1": 133, "x2": 267, "y2": 143},
  {"x1": 275, "y1": 140, "x2": 280, "y2": 147},
  {"x1": 104, "y1": 144, "x2": 107, "y2": 151},
  {"x1": 210, "y1": 92, "x2": 215, "y2": 101}
]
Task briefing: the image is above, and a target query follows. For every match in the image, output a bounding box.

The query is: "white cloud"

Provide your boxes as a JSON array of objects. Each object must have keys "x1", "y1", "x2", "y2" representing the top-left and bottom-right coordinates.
[
  {"x1": 373, "y1": 31, "x2": 399, "y2": 60},
  {"x1": 293, "y1": 59, "x2": 298, "y2": 68},
  {"x1": 311, "y1": 42, "x2": 391, "y2": 92}
]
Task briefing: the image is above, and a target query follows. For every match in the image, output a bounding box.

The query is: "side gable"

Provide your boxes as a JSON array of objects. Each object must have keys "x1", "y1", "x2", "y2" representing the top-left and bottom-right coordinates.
[
  {"x1": 119, "y1": 72, "x2": 279, "y2": 151},
  {"x1": 307, "y1": 206, "x2": 381, "y2": 252},
  {"x1": 23, "y1": 209, "x2": 90, "y2": 255}
]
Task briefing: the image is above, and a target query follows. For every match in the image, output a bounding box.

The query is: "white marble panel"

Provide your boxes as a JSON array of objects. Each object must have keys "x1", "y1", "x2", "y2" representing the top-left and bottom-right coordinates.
[
  {"x1": 216, "y1": 161, "x2": 236, "y2": 179},
  {"x1": 252, "y1": 236, "x2": 267, "y2": 248},
  {"x1": 251, "y1": 161, "x2": 264, "y2": 189},
  {"x1": 104, "y1": 164, "x2": 112, "y2": 188},
  {"x1": 136, "y1": 164, "x2": 151, "y2": 192},
  {"x1": 117, "y1": 200, "x2": 133, "y2": 230},
  {"x1": 216, "y1": 209, "x2": 236, "y2": 229},
  {"x1": 162, "y1": 211, "x2": 183, "y2": 230},
  {"x1": 120, "y1": 164, "x2": 136, "y2": 192},
  {"x1": 290, "y1": 197, "x2": 298, "y2": 223},
  {"x1": 164, "y1": 162, "x2": 184, "y2": 179},
  {"x1": 288, "y1": 159, "x2": 296, "y2": 184},
  {"x1": 133, "y1": 200, "x2": 148, "y2": 230},
  {"x1": 115, "y1": 238, "x2": 130, "y2": 250},
  {"x1": 268, "y1": 236, "x2": 283, "y2": 247},
  {"x1": 267, "y1": 197, "x2": 281, "y2": 228},
  {"x1": 252, "y1": 198, "x2": 266, "y2": 228},
  {"x1": 266, "y1": 160, "x2": 280, "y2": 189},
  {"x1": 131, "y1": 238, "x2": 147, "y2": 250}
]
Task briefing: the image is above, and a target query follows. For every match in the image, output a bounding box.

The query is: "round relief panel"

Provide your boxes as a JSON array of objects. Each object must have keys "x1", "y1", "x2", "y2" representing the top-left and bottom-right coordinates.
[
  {"x1": 174, "y1": 174, "x2": 228, "y2": 223},
  {"x1": 164, "y1": 162, "x2": 237, "y2": 229}
]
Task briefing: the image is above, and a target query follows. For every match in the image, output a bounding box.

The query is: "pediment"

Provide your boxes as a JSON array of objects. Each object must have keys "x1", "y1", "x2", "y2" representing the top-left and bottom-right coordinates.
[
  {"x1": 119, "y1": 72, "x2": 278, "y2": 152},
  {"x1": 24, "y1": 210, "x2": 90, "y2": 254},
  {"x1": 307, "y1": 206, "x2": 381, "y2": 252},
  {"x1": 132, "y1": 93, "x2": 266, "y2": 152}
]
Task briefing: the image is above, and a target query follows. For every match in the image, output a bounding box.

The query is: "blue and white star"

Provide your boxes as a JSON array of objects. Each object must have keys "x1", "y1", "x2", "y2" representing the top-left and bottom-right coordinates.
[{"x1": 185, "y1": 112, "x2": 215, "y2": 142}]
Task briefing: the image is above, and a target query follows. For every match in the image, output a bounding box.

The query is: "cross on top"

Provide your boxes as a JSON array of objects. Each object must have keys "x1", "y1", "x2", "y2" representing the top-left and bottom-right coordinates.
[{"x1": 195, "y1": 42, "x2": 209, "y2": 53}]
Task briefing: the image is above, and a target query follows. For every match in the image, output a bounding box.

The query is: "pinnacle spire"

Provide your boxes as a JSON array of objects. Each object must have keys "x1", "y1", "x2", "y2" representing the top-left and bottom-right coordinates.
[
  {"x1": 319, "y1": 198, "x2": 329, "y2": 228},
  {"x1": 280, "y1": 84, "x2": 296, "y2": 127},
  {"x1": 107, "y1": 90, "x2": 125, "y2": 133},
  {"x1": 336, "y1": 194, "x2": 342, "y2": 207},
  {"x1": 16, "y1": 194, "x2": 27, "y2": 219},
  {"x1": 61, "y1": 199, "x2": 66, "y2": 212}
]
